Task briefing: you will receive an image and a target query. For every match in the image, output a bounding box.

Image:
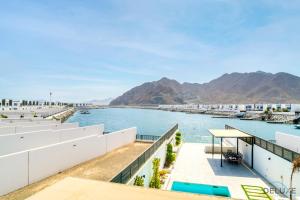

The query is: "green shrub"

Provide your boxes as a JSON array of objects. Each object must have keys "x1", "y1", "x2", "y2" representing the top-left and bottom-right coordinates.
[
  {"x1": 0, "y1": 114, "x2": 8, "y2": 118},
  {"x1": 165, "y1": 143, "x2": 176, "y2": 167},
  {"x1": 149, "y1": 158, "x2": 161, "y2": 189},
  {"x1": 159, "y1": 169, "x2": 170, "y2": 178},
  {"x1": 175, "y1": 131, "x2": 182, "y2": 146},
  {"x1": 133, "y1": 175, "x2": 144, "y2": 187},
  {"x1": 175, "y1": 135, "x2": 181, "y2": 146},
  {"x1": 172, "y1": 153, "x2": 176, "y2": 160}
]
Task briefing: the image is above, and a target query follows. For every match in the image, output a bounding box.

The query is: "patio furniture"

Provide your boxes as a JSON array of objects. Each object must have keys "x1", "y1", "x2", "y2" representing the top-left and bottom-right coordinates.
[
  {"x1": 208, "y1": 128, "x2": 254, "y2": 167},
  {"x1": 223, "y1": 152, "x2": 243, "y2": 164}
]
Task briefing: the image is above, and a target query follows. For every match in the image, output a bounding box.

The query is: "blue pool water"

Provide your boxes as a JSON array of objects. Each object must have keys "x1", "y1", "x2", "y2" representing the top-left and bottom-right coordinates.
[
  {"x1": 171, "y1": 181, "x2": 231, "y2": 197},
  {"x1": 67, "y1": 108, "x2": 300, "y2": 143}
]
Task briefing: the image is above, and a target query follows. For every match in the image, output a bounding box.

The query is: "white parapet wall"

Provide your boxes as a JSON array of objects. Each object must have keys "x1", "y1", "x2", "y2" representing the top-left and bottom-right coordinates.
[
  {"x1": 58, "y1": 124, "x2": 103, "y2": 141},
  {"x1": 16, "y1": 123, "x2": 79, "y2": 133},
  {"x1": 236, "y1": 138, "x2": 300, "y2": 198},
  {"x1": 237, "y1": 139, "x2": 252, "y2": 166},
  {"x1": 0, "y1": 107, "x2": 68, "y2": 119},
  {"x1": 28, "y1": 135, "x2": 107, "y2": 184},
  {"x1": 253, "y1": 145, "x2": 300, "y2": 197},
  {"x1": 0, "y1": 127, "x2": 137, "y2": 196},
  {"x1": 275, "y1": 132, "x2": 300, "y2": 153},
  {"x1": 0, "y1": 119, "x2": 59, "y2": 124},
  {"x1": 0, "y1": 122, "x2": 79, "y2": 135},
  {"x1": 0, "y1": 124, "x2": 103, "y2": 156},
  {"x1": 0, "y1": 126, "x2": 17, "y2": 135},
  {"x1": 105, "y1": 128, "x2": 137, "y2": 152},
  {"x1": 0, "y1": 152, "x2": 29, "y2": 196}
]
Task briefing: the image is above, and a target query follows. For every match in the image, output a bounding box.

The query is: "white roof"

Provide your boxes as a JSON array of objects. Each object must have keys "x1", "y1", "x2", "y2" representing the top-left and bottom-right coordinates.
[{"x1": 208, "y1": 129, "x2": 252, "y2": 138}]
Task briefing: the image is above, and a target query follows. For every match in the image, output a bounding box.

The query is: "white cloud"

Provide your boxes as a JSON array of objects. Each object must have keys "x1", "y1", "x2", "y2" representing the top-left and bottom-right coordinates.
[
  {"x1": 1, "y1": 0, "x2": 300, "y2": 101},
  {"x1": 42, "y1": 74, "x2": 120, "y2": 84}
]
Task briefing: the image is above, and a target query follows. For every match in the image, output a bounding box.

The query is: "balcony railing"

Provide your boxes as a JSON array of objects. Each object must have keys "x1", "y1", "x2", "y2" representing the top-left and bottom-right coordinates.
[
  {"x1": 110, "y1": 124, "x2": 178, "y2": 184},
  {"x1": 136, "y1": 134, "x2": 160, "y2": 141},
  {"x1": 225, "y1": 125, "x2": 300, "y2": 162}
]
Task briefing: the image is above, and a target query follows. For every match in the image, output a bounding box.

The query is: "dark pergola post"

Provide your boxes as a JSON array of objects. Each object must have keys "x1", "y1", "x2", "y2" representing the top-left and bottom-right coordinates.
[
  {"x1": 237, "y1": 138, "x2": 239, "y2": 154},
  {"x1": 221, "y1": 137, "x2": 223, "y2": 167},
  {"x1": 251, "y1": 137, "x2": 254, "y2": 168},
  {"x1": 212, "y1": 135, "x2": 214, "y2": 158}
]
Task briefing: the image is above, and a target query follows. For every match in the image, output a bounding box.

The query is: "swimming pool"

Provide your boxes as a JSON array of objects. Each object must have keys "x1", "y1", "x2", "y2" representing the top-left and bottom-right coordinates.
[{"x1": 171, "y1": 181, "x2": 231, "y2": 197}]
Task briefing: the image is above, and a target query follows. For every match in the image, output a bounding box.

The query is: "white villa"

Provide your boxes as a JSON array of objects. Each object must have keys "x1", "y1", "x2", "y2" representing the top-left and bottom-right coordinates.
[
  {"x1": 0, "y1": 98, "x2": 90, "y2": 111},
  {"x1": 159, "y1": 103, "x2": 300, "y2": 113}
]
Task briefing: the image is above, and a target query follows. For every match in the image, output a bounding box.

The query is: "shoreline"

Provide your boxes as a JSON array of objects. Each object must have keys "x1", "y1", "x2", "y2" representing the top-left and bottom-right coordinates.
[{"x1": 96, "y1": 105, "x2": 299, "y2": 125}]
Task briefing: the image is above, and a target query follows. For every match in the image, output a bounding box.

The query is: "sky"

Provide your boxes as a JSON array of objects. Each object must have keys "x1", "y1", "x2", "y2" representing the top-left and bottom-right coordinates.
[{"x1": 0, "y1": 0, "x2": 300, "y2": 102}]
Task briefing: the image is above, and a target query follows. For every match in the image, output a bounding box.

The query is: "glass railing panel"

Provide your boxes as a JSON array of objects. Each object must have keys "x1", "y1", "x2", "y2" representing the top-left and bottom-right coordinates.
[
  {"x1": 283, "y1": 149, "x2": 293, "y2": 162},
  {"x1": 267, "y1": 142, "x2": 274, "y2": 152},
  {"x1": 274, "y1": 145, "x2": 283, "y2": 157}
]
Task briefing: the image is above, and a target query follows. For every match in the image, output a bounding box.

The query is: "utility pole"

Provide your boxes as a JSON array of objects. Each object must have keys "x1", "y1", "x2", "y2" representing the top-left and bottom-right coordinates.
[{"x1": 50, "y1": 92, "x2": 52, "y2": 108}]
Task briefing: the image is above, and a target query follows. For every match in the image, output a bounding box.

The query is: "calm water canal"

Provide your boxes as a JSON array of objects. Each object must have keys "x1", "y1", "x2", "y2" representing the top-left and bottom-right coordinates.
[{"x1": 67, "y1": 108, "x2": 300, "y2": 143}]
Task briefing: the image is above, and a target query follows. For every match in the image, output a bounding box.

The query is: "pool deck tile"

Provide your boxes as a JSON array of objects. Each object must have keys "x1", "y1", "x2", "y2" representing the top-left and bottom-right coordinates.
[{"x1": 167, "y1": 143, "x2": 272, "y2": 200}]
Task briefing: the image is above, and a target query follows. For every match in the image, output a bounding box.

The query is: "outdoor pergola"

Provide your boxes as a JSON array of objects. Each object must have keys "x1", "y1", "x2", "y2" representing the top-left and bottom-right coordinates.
[{"x1": 208, "y1": 129, "x2": 254, "y2": 168}]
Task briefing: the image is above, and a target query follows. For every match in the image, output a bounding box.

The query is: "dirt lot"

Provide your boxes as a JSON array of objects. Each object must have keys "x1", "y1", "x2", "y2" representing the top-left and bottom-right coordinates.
[{"x1": 0, "y1": 142, "x2": 151, "y2": 200}]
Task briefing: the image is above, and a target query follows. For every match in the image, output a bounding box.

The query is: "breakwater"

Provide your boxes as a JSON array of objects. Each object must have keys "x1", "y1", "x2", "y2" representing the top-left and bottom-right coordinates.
[{"x1": 49, "y1": 108, "x2": 75, "y2": 122}]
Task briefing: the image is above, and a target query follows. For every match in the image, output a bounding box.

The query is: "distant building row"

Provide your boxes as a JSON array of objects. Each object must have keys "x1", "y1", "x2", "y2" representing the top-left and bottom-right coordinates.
[
  {"x1": 0, "y1": 99, "x2": 89, "y2": 111},
  {"x1": 158, "y1": 103, "x2": 300, "y2": 113}
]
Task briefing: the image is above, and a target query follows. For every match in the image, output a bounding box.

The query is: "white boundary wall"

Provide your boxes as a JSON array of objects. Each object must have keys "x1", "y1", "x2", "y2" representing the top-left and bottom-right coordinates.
[
  {"x1": 0, "y1": 152, "x2": 28, "y2": 196},
  {"x1": 0, "y1": 122, "x2": 79, "y2": 135},
  {"x1": 237, "y1": 139, "x2": 252, "y2": 166},
  {"x1": 58, "y1": 124, "x2": 103, "y2": 141},
  {"x1": 0, "y1": 124, "x2": 103, "y2": 156},
  {"x1": 105, "y1": 128, "x2": 137, "y2": 152},
  {"x1": 28, "y1": 135, "x2": 107, "y2": 183},
  {"x1": 275, "y1": 132, "x2": 300, "y2": 153},
  {"x1": 0, "y1": 119, "x2": 59, "y2": 125},
  {"x1": 253, "y1": 145, "x2": 300, "y2": 197},
  {"x1": 0, "y1": 127, "x2": 137, "y2": 195},
  {"x1": 0, "y1": 126, "x2": 17, "y2": 135},
  {"x1": 235, "y1": 139, "x2": 300, "y2": 198}
]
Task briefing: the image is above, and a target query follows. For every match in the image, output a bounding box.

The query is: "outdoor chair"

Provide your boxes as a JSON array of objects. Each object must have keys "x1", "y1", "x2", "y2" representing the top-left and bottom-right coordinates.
[{"x1": 223, "y1": 152, "x2": 243, "y2": 164}]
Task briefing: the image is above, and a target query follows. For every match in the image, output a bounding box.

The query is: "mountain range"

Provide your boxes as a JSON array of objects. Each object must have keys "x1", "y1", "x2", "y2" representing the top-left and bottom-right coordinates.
[{"x1": 110, "y1": 71, "x2": 300, "y2": 105}]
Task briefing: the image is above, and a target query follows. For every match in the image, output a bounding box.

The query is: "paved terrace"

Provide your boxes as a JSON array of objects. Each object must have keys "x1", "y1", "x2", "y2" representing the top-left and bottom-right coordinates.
[
  {"x1": 0, "y1": 142, "x2": 151, "y2": 200},
  {"x1": 25, "y1": 177, "x2": 225, "y2": 200},
  {"x1": 167, "y1": 143, "x2": 272, "y2": 200}
]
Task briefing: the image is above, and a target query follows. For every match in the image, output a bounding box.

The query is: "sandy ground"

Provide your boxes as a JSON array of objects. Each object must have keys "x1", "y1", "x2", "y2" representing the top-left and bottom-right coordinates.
[{"x1": 0, "y1": 142, "x2": 151, "y2": 200}]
